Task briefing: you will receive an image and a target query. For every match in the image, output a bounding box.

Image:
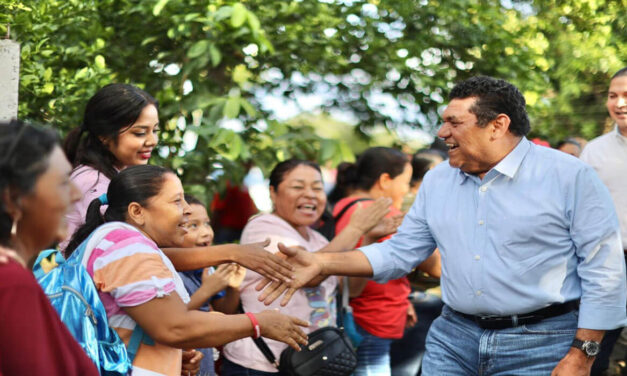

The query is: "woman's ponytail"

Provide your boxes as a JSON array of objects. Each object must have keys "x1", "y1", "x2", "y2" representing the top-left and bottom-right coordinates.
[{"x1": 65, "y1": 197, "x2": 106, "y2": 256}]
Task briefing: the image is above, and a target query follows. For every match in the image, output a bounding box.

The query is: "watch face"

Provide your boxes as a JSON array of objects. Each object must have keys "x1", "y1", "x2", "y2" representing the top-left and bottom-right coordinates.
[{"x1": 583, "y1": 341, "x2": 601, "y2": 356}]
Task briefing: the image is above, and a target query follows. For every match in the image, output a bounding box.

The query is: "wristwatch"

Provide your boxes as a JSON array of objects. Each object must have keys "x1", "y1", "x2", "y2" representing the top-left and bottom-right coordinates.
[{"x1": 571, "y1": 338, "x2": 601, "y2": 357}]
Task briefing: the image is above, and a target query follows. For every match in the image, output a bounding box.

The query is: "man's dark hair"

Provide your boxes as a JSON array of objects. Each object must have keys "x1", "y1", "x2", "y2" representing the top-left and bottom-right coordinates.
[
  {"x1": 449, "y1": 76, "x2": 530, "y2": 137},
  {"x1": 611, "y1": 67, "x2": 627, "y2": 80}
]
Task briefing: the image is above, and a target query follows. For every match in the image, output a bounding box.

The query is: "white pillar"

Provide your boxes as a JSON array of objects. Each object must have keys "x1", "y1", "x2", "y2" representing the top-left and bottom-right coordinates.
[{"x1": 0, "y1": 39, "x2": 20, "y2": 122}]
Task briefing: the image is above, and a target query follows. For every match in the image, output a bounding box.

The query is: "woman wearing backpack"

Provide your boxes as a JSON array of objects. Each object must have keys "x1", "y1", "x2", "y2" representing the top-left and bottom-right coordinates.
[
  {"x1": 0, "y1": 120, "x2": 99, "y2": 376},
  {"x1": 331, "y1": 147, "x2": 441, "y2": 376},
  {"x1": 65, "y1": 164, "x2": 309, "y2": 376},
  {"x1": 62, "y1": 83, "x2": 294, "y2": 283}
]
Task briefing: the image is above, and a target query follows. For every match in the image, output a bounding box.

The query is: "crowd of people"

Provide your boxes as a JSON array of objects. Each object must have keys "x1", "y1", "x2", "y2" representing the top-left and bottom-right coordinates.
[{"x1": 0, "y1": 68, "x2": 625, "y2": 376}]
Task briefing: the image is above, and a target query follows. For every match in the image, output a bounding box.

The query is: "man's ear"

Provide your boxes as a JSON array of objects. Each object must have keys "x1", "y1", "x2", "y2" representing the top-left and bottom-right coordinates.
[
  {"x1": 127, "y1": 202, "x2": 145, "y2": 226},
  {"x1": 490, "y1": 114, "x2": 512, "y2": 140}
]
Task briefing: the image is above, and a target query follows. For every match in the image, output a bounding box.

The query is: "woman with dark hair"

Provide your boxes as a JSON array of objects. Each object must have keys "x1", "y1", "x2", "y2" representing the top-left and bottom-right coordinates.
[
  {"x1": 221, "y1": 159, "x2": 395, "y2": 375},
  {"x1": 332, "y1": 147, "x2": 441, "y2": 376},
  {"x1": 0, "y1": 120, "x2": 98, "y2": 375},
  {"x1": 62, "y1": 83, "x2": 159, "y2": 248},
  {"x1": 61, "y1": 83, "x2": 295, "y2": 288},
  {"x1": 65, "y1": 164, "x2": 309, "y2": 376}
]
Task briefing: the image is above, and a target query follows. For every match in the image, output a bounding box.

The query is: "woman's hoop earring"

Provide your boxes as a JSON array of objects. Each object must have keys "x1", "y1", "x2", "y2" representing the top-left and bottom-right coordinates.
[{"x1": 10, "y1": 219, "x2": 17, "y2": 236}]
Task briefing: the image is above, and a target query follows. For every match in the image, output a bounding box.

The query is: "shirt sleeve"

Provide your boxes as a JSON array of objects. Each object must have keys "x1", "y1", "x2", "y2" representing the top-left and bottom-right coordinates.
[
  {"x1": 569, "y1": 166, "x2": 627, "y2": 329},
  {"x1": 0, "y1": 263, "x2": 99, "y2": 376},
  {"x1": 358, "y1": 181, "x2": 437, "y2": 283},
  {"x1": 92, "y1": 229, "x2": 177, "y2": 307}
]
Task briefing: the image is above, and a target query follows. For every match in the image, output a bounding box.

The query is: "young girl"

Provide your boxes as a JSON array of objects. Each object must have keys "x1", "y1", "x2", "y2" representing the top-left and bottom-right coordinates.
[
  {"x1": 61, "y1": 83, "x2": 294, "y2": 285},
  {"x1": 179, "y1": 194, "x2": 245, "y2": 376},
  {"x1": 65, "y1": 165, "x2": 308, "y2": 376}
]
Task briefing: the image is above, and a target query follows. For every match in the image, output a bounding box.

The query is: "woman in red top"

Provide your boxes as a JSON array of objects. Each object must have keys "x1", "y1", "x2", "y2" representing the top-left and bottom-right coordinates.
[
  {"x1": 0, "y1": 120, "x2": 98, "y2": 376},
  {"x1": 331, "y1": 147, "x2": 441, "y2": 376}
]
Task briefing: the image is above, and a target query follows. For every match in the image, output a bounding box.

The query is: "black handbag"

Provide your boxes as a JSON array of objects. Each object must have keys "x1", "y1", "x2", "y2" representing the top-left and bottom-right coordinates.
[{"x1": 252, "y1": 326, "x2": 357, "y2": 376}]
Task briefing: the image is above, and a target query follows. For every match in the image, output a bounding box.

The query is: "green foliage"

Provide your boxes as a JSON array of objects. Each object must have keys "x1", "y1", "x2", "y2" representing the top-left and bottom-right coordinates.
[{"x1": 2, "y1": 0, "x2": 625, "y2": 202}]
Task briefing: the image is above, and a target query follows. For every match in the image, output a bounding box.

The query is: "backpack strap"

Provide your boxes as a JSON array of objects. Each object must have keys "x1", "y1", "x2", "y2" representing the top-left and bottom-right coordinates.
[
  {"x1": 127, "y1": 325, "x2": 155, "y2": 364},
  {"x1": 333, "y1": 198, "x2": 373, "y2": 222},
  {"x1": 32, "y1": 249, "x2": 63, "y2": 279}
]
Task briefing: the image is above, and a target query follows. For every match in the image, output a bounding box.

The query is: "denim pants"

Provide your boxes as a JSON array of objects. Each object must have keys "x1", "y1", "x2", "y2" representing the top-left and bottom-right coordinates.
[
  {"x1": 355, "y1": 323, "x2": 395, "y2": 376},
  {"x1": 421, "y1": 305, "x2": 577, "y2": 376}
]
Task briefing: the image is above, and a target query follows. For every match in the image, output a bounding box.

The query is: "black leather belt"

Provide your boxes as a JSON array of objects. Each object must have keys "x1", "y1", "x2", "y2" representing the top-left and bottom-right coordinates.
[{"x1": 453, "y1": 300, "x2": 579, "y2": 330}]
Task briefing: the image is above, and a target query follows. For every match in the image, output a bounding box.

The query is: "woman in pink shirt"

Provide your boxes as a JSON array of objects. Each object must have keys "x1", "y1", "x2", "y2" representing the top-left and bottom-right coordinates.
[
  {"x1": 61, "y1": 83, "x2": 295, "y2": 287},
  {"x1": 65, "y1": 164, "x2": 309, "y2": 376}
]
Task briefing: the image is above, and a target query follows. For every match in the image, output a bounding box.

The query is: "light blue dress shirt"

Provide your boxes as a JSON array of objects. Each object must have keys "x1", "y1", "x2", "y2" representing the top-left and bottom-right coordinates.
[{"x1": 360, "y1": 137, "x2": 627, "y2": 330}]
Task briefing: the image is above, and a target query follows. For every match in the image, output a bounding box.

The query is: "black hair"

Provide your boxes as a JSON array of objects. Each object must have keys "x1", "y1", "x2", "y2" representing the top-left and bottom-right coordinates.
[
  {"x1": 184, "y1": 194, "x2": 204, "y2": 207},
  {"x1": 63, "y1": 83, "x2": 158, "y2": 180},
  {"x1": 268, "y1": 159, "x2": 322, "y2": 191},
  {"x1": 65, "y1": 165, "x2": 171, "y2": 255},
  {"x1": 611, "y1": 67, "x2": 627, "y2": 80},
  {"x1": 556, "y1": 138, "x2": 582, "y2": 151},
  {"x1": 449, "y1": 76, "x2": 530, "y2": 137},
  {"x1": 0, "y1": 121, "x2": 60, "y2": 246},
  {"x1": 329, "y1": 147, "x2": 408, "y2": 203},
  {"x1": 410, "y1": 156, "x2": 435, "y2": 187}
]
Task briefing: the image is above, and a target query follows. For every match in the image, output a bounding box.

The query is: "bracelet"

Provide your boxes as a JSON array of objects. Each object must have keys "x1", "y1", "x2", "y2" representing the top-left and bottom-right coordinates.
[{"x1": 246, "y1": 312, "x2": 261, "y2": 339}]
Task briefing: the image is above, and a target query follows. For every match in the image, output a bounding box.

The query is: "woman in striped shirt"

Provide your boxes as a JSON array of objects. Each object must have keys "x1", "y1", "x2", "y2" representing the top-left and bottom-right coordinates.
[{"x1": 66, "y1": 165, "x2": 308, "y2": 376}]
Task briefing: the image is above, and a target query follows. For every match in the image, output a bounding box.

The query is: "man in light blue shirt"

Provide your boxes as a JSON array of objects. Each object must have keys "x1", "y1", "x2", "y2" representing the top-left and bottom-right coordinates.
[{"x1": 259, "y1": 76, "x2": 627, "y2": 375}]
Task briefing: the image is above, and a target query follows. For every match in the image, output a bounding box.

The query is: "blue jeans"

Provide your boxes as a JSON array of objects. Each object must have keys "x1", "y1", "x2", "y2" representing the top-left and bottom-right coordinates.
[
  {"x1": 355, "y1": 323, "x2": 395, "y2": 376},
  {"x1": 421, "y1": 305, "x2": 577, "y2": 375}
]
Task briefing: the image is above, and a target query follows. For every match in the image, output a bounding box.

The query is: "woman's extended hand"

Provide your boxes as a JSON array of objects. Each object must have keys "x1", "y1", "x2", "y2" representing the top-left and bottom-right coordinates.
[
  {"x1": 232, "y1": 239, "x2": 294, "y2": 283},
  {"x1": 347, "y1": 197, "x2": 392, "y2": 233},
  {"x1": 255, "y1": 243, "x2": 323, "y2": 306},
  {"x1": 363, "y1": 213, "x2": 403, "y2": 244},
  {"x1": 256, "y1": 309, "x2": 309, "y2": 351}
]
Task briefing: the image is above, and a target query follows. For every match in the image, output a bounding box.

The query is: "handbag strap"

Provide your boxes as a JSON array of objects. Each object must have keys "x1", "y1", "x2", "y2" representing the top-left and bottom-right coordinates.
[
  {"x1": 239, "y1": 303, "x2": 280, "y2": 367},
  {"x1": 333, "y1": 198, "x2": 372, "y2": 222}
]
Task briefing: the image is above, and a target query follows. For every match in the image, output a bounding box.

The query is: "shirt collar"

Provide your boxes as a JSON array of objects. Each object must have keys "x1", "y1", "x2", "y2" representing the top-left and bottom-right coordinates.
[
  {"x1": 457, "y1": 137, "x2": 530, "y2": 184},
  {"x1": 613, "y1": 125, "x2": 627, "y2": 144}
]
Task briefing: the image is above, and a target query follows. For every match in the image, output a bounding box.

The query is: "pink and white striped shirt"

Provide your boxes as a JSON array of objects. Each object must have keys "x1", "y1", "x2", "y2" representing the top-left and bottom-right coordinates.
[{"x1": 78, "y1": 221, "x2": 190, "y2": 376}]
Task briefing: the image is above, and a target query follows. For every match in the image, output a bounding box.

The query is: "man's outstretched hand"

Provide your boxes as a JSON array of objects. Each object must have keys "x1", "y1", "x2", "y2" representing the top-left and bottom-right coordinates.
[{"x1": 255, "y1": 243, "x2": 323, "y2": 306}]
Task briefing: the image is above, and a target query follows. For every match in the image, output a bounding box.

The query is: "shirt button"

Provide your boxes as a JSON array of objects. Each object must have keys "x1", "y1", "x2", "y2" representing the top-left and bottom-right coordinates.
[
  {"x1": 480, "y1": 186, "x2": 487, "y2": 192},
  {"x1": 478, "y1": 220, "x2": 484, "y2": 225},
  {"x1": 476, "y1": 290, "x2": 482, "y2": 296},
  {"x1": 474, "y1": 255, "x2": 480, "y2": 260}
]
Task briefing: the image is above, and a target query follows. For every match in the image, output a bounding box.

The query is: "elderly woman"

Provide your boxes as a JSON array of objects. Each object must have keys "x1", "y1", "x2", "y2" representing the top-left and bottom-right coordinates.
[
  {"x1": 221, "y1": 159, "x2": 395, "y2": 375},
  {"x1": 0, "y1": 120, "x2": 98, "y2": 375}
]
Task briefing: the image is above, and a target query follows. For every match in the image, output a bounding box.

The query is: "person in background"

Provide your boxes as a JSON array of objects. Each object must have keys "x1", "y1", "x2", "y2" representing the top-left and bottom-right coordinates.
[
  {"x1": 556, "y1": 138, "x2": 583, "y2": 158},
  {"x1": 580, "y1": 66, "x2": 627, "y2": 376},
  {"x1": 222, "y1": 159, "x2": 396, "y2": 375},
  {"x1": 62, "y1": 83, "x2": 295, "y2": 287},
  {"x1": 332, "y1": 147, "x2": 440, "y2": 376},
  {"x1": 0, "y1": 120, "x2": 98, "y2": 376},
  {"x1": 259, "y1": 76, "x2": 627, "y2": 376},
  {"x1": 401, "y1": 149, "x2": 444, "y2": 212},
  {"x1": 64, "y1": 164, "x2": 309, "y2": 376},
  {"x1": 179, "y1": 194, "x2": 245, "y2": 376}
]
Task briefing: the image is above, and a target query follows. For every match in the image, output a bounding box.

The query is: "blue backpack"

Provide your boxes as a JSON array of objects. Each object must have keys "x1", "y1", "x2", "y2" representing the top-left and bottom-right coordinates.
[{"x1": 33, "y1": 232, "x2": 152, "y2": 375}]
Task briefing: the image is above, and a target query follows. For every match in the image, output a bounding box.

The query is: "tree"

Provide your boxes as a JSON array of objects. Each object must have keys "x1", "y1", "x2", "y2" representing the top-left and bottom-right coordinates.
[{"x1": 2, "y1": 0, "x2": 625, "y2": 201}]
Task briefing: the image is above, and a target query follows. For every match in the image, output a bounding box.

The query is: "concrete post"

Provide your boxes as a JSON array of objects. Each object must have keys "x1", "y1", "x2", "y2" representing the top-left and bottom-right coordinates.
[{"x1": 0, "y1": 39, "x2": 20, "y2": 122}]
